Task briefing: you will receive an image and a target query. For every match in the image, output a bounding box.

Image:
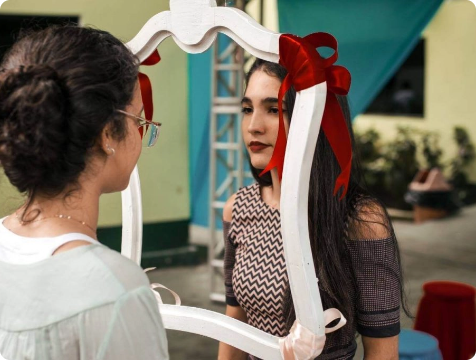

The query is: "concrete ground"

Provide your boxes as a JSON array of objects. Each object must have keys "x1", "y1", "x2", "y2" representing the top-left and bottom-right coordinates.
[{"x1": 147, "y1": 205, "x2": 476, "y2": 359}]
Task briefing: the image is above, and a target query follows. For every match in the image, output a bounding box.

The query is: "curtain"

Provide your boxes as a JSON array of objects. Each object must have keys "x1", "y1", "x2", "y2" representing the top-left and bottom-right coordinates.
[{"x1": 277, "y1": 0, "x2": 444, "y2": 117}]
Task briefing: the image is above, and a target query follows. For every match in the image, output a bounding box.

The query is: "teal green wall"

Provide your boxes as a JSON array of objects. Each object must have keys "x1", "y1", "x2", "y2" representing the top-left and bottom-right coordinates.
[{"x1": 277, "y1": 0, "x2": 444, "y2": 117}]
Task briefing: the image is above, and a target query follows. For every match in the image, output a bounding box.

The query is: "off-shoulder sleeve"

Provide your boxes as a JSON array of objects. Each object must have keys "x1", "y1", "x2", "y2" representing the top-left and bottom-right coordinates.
[
  {"x1": 346, "y1": 236, "x2": 401, "y2": 338},
  {"x1": 79, "y1": 286, "x2": 169, "y2": 360},
  {"x1": 223, "y1": 220, "x2": 239, "y2": 306}
]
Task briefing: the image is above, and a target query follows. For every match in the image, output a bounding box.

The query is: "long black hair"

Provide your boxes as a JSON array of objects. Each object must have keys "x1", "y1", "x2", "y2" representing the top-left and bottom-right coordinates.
[{"x1": 245, "y1": 59, "x2": 411, "y2": 332}]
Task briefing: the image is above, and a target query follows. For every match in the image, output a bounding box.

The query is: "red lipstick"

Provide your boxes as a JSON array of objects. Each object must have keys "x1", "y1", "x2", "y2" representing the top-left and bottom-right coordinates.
[{"x1": 249, "y1": 141, "x2": 270, "y2": 153}]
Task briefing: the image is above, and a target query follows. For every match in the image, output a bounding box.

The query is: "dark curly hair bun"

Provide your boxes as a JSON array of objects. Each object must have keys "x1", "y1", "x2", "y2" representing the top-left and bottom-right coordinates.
[
  {"x1": 0, "y1": 65, "x2": 70, "y2": 193},
  {"x1": 0, "y1": 25, "x2": 139, "y2": 196}
]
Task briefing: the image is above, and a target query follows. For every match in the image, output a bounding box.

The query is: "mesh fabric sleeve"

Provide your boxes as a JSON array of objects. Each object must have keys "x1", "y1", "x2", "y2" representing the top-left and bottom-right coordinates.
[
  {"x1": 346, "y1": 236, "x2": 401, "y2": 338},
  {"x1": 223, "y1": 220, "x2": 240, "y2": 306}
]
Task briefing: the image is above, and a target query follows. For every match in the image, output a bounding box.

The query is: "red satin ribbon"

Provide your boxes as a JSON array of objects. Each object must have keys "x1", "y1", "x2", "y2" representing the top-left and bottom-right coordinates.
[
  {"x1": 260, "y1": 33, "x2": 352, "y2": 199},
  {"x1": 138, "y1": 49, "x2": 161, "y2": 121},
  {"x1": 137, "y1": 50, "x2": 161, "y2": 138}
]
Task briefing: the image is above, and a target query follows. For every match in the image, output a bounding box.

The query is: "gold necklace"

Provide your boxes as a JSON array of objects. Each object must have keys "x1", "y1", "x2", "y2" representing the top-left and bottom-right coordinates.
[{"x1": 15, "y1": 212, "x2": 97, "y2": 234}]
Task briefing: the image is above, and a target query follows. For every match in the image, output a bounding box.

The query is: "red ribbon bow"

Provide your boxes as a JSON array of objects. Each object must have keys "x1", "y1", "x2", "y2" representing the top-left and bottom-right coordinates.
[
  {"x1": 138, "y1": 50, "x2": 161, "y2": 122},
  {"x1": 260, "y1": 33, "x2": 352, "y2": 199}
]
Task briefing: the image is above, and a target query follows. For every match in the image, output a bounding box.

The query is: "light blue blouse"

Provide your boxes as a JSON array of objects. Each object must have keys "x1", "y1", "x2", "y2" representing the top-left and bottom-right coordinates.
[{"x1": 0, "y1": 244, "x2": 169, "y2": 360}]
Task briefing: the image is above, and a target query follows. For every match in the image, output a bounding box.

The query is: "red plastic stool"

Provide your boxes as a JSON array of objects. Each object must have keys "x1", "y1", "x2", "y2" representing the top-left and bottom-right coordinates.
[{"x1": 414, "y1": 281, "x2": 476, "y2": 360}]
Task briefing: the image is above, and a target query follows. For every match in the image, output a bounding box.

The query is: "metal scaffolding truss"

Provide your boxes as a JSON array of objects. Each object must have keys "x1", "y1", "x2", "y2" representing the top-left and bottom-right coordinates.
[
  {"x1": 209, "y1": 36, "x2": 250, "y2": 302},
  {"x1": 208, "y1": 0, "x2": 255, "y2": 302},
  {"x1": 209, "y1": 0, "x2": 266, "y2": 303}
]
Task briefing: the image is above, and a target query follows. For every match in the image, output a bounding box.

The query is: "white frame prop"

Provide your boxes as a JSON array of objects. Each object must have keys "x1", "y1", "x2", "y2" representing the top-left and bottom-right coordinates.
[{"x1": 121, "y1": 0, "x2": 331, "y2": 358}]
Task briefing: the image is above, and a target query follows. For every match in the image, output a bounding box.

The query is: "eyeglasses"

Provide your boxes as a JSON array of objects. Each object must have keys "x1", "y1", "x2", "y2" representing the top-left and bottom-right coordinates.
[{"x1": 116, "y1": 109, "x2": 162, "y2": 148}]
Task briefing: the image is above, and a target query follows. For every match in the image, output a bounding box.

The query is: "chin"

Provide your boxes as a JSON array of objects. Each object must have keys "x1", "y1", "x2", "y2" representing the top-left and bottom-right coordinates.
[
  {"x1": 102, "y1": 178, "x2": 130, "y2": 194},
  {"x1": 251, "y1": 164, "x2": 268, "y2": 172},
  {"x1": 118, "y1": 179, "x2": 130, "y2": 192},
  {"x1": 249, "y1": 157, "x2": 270, "y2": 171}
]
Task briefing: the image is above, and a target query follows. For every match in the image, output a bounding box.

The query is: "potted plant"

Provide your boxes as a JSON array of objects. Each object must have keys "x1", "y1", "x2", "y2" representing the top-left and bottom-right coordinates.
[
  {"x1": 355, "y1": 126, "x2": 418, "y2": 210},
  {"x1": 449, "y1": 127, "x2": 476, "y2": 205}
]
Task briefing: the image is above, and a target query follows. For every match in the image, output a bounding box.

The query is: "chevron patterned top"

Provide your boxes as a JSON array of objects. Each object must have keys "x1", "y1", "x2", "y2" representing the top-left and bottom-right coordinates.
[
  {"x1": 228, "y1": 183, "x2": 288, "y2": 337},
  {"x1": 224, "y1": 183, "x2": 401, "y2": 360}
]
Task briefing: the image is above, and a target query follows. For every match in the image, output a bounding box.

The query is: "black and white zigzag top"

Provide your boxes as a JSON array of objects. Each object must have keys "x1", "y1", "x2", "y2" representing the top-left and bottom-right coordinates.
[
  {"x1": 227, "y1": 183, "x2": 288, "y2": 336},
  {"x1": 224, "y1": 183, "x2": 401, "y2": 360}
]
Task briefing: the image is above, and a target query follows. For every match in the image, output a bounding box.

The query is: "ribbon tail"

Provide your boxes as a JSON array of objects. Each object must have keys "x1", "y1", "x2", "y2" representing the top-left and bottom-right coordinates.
[
  {"x1": 259, "y1": 74, "x2": 293, "y2": 181},
  {"x1": 150, "y1": 283, "x2": 182, "y2": 306},
  {"x1": 321, "y1": 93, "x2": 352, "y2": 200},
  {"x1": 144, "y1": 267, "x2": 182, "y2": 306},
  {"x1": 138, "y1": 72, "x2": 154, "y2": 121},
  {"x1": 139, "y1": 49, "x2": 161, "y2": 127},
  {"x1": 141, "y1": 49, "x2": 161, "y2": 66},
  {"x1": 323, "y1": 308, "x2": 347, "y2": 334}
]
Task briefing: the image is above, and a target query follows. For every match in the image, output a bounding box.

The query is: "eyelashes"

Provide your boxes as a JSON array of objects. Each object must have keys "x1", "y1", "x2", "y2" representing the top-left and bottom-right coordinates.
[
  {"x1": 241, "y1": 107, "x2": 253, "y2": 114},
  {"x1": 241, "y1": 107, "x2": 287, "y2": 115}
]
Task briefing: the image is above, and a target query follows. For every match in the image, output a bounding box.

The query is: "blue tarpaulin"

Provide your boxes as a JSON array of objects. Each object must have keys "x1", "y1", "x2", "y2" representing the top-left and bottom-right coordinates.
[{"x1": 277, "y1": 0, "x2": 443, "y2": 117}]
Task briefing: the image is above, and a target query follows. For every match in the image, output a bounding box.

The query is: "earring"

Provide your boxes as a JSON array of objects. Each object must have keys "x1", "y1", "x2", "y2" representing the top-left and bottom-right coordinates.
[{"x1": 106, "y1": 144, "x2": 116, "y2": 156}]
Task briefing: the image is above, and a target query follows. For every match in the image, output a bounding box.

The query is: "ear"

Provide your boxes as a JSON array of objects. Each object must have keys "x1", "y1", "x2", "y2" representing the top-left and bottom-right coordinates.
[{"x1": 100, "y1": 123, "x2": 115, "y2": 156}]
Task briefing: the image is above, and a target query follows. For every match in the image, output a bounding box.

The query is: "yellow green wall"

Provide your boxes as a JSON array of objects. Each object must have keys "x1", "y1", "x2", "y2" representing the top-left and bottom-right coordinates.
[
  {"x1": 0, "y1": 0, "x2": 190, "y2": 225},
  {"x1": 246, "y1": 0, "x2": 279, "y2": 32},
  {"x1": 354, "y1": 1, "x2": 476, "y2": 182}
]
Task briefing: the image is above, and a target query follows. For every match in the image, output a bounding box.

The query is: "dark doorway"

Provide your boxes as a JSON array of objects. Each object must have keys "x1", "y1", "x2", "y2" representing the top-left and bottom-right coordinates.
[{"x1": 365, "y1": 39, "x2": 425, "y2": 117}]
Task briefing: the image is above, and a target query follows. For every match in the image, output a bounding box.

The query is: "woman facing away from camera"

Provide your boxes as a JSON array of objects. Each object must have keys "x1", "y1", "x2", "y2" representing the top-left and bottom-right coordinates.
[
  {"x1": 0, "y1": 26, "x2": 168, "y2": 359},
  {"x1": 218, "y1": 59, "x2": 410, "y2": 360}
]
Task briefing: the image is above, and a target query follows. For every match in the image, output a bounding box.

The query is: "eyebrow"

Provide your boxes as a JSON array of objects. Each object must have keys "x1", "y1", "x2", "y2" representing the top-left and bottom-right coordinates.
[
  {"x1": 241, "y1": 97, "x2": 252, "y2": 105},
  {"x1": 241, "y1": 97, "x2": 281, "y2": 105},
  {"x1": 241, "y1": 96, "x2": 288, "y2": 108}
]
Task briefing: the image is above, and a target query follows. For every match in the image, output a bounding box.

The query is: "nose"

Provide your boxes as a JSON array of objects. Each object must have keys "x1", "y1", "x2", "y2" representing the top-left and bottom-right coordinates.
[{"x1": 247, "y1": 110, "x2": 265, "y2": 135}]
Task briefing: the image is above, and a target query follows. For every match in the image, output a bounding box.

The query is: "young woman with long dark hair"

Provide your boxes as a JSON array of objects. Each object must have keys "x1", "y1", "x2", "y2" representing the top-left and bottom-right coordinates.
[
  {"x1": 0, "y1": 26, "x2": 167, "y2": 359},
  {"x1": 218, "y1": 59, "x2": 409, "y2": 360}
]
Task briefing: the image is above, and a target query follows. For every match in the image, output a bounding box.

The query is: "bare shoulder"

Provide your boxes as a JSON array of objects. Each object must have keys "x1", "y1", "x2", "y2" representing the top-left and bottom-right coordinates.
[
  {"x1": 223, "y1": 193, "x2": 237, "y2": 222},
  {"x1": 348, "y1": 198, "x2": 393, "y2": 240}
]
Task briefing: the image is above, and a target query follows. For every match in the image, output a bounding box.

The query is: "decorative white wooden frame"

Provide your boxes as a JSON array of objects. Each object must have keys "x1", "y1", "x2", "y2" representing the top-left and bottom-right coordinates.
[{"x1": 121, "y1": 1, "x2": 330, "y2": 358}]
